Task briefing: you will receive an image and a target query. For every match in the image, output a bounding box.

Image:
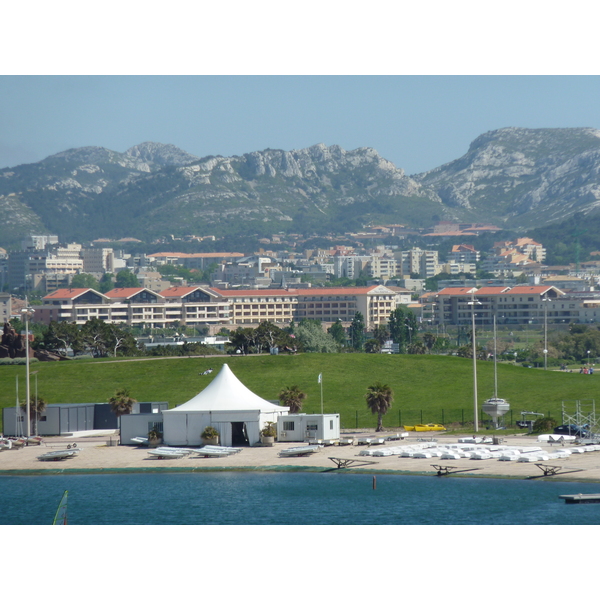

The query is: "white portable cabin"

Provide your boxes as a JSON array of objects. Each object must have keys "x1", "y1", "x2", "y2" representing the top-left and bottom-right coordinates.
[
  {"x1": 277, "y1": 413, "x2": 340, "y2": 443},
  {"x1": 161, "y1": 363, "x2": 289, "y2": 447}
]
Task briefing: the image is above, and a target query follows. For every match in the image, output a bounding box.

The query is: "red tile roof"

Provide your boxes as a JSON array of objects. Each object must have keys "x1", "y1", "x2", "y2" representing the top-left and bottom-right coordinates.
[
  {"x1": 476, "y1": 286, "x2": 512, "y2": 295},
  {"x1": 43, "y1": 288, "x2": 103, "y2": 300},
  {"x1": 210, "y1": 289, "x2": 296, "y2": 297},
  {"x1": 148, "y1": 252, "x2": 245, "y2": 258},
  {"x1": 294, "y1": 286, "x2": 382, "y2": 296},
  {"x1": 160, "y1": 286, "x2": 206, "y2": 297},
  {"x1": 436, "y1": 287, "x2": 478, "y2": 296},
  {"x1": 104, "y1": 288, "x2": 162, "y2": 299},
  {"x1": 505, "y1": 285, "x2": 557, "y2": 294}
]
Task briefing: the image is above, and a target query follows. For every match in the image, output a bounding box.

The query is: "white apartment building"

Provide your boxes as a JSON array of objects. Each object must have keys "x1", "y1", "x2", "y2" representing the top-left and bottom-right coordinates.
[
  {"x1": 82, "y1": 247, "x2": 115, "y2": 273},
  {"x1": 448, "y1": 244, "x2": 480, "y2": 263},
  {"x1": 21, "y1": 235, "x2": 59, "y2": 250},
  {"x1": 333, "y1": 255, "x2": 371, "y2": 279},
  {"x1": 367, "y1": 256, "x2": 401, "y2": 280},
  {"x1": 400, "y1": 248, "x2": 440, "y2": 279}
]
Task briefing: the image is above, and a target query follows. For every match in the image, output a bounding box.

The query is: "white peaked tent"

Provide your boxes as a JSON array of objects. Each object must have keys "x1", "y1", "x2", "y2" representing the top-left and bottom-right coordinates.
[{"x1": 162, "y1": 363, "x2": 289, "y2": 446}]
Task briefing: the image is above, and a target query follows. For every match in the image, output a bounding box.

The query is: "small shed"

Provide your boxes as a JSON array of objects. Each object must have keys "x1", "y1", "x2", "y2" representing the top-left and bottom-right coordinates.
[
  {"x1": 120, "y1": 412, "x2": 165, "y2": 445},
  {"x1": 277, "y1": 413, "x2": 340, "y2": 444},
  {"x1": 2, "y1": 402, "x2": 167, "y2": 437}
]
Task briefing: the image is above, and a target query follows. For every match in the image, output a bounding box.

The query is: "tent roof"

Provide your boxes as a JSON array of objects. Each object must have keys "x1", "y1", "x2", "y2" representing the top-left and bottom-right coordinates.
[{"x1": 166, "y1": 363, "x2": 286, "y2": 413}]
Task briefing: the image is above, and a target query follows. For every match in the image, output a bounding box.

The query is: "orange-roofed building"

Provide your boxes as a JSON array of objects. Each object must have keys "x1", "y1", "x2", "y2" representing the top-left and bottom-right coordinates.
[{"x1": 432, "y1": 284, "x2": 564, "y2": 327}]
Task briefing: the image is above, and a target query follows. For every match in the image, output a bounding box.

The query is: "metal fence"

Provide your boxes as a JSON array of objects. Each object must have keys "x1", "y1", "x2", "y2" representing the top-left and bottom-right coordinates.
[{"x1": 338, "y1": 408, "x2": 557, "y2": 430}]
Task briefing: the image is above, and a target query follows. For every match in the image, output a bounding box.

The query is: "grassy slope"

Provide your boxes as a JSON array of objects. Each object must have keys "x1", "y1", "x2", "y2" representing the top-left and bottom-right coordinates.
[{"x1": 2, "y1": 354, "x2": 599, "y2": 431}]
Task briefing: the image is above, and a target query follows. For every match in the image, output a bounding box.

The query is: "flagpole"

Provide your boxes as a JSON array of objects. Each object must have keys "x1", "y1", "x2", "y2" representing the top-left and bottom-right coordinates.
[
  {"x1": 320, "y1": 379, "x2": 323, "y2": 414},
  {"x1": 318, "y1": 373, "x2": 323, "y2": 413}
]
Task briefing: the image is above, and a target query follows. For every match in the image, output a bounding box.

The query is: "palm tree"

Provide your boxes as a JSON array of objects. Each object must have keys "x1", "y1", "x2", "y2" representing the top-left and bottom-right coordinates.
[
  {"x1": 278, "y1": 385, "x2": 307, "y2": 413},
  {"x1": 108, "y1": 388, "x2": 137, "y2": 422},
  {"x1": 365, "y1": 382, "x2": 394, "y2": 432},
  {"x1": 20, "y1": 395, "x2": 47, "y2": 436}
]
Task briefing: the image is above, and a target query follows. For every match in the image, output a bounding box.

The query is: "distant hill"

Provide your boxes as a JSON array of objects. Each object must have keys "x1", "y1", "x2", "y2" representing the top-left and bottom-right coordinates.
[
  {"x1": 415, "y1": 127, "x2": 600, "y2": 229},
  {"x1": 3, "y1": 128, "x2": 600, "y2": 247}
]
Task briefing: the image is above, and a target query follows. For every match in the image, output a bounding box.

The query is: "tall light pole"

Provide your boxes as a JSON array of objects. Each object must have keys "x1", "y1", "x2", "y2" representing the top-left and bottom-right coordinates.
[
  {"x1": 469, "y1": 293, "x2": 481, "y2": 432},
  {"x1": 21, "y1": 302, "x2": 35, "y2": 439},
  {"x1": 542, "y1": 297, "x2": 551, "y2": 370}
]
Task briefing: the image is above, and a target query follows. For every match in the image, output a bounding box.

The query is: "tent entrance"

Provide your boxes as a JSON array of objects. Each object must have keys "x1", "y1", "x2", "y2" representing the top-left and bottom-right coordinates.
[{"x1": 231, "y1": 422, "x2": 250, "y2": 446}]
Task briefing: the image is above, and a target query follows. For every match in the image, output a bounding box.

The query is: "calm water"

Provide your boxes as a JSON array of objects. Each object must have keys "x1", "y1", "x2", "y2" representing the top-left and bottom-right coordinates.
[{"x1": 2, "y1": 472, "x2": 600, "y2": 525}]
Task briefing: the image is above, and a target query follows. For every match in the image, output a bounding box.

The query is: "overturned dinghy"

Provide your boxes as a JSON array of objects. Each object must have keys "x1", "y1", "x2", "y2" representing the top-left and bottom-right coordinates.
[
  {"x1": 190, "y1": 445, "x2": 241, "y2": 458},
  {"x1": 147, "y1": 447, "x2": 190, "y2": 459},
  {"x1": 37, "y1": 449, "x2": 79, "y2": 461},
  {"x1": 278, "y1": 445, "x2": 321, "y2": 457}
]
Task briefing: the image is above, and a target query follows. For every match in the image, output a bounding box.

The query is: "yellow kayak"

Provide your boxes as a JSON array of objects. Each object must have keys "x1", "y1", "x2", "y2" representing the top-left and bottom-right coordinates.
[{"x1": 405, "y1": 424, "x2": 446, "y2": 432}]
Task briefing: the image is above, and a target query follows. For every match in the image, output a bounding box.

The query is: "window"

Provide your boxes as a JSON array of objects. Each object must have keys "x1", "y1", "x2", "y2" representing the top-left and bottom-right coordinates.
[
  {"x1": 330, "y1": 420, "x2": 334, "y2": 430},
  {"x1": 306, "y1": 424, "x2": 318, "y2": 431},
  {"x1": 283, "y1": 421, "x2": 295, "y2": 431}
]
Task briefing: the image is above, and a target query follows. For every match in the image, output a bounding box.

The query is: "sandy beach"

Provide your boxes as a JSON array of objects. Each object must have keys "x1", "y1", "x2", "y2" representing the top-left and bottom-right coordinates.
[{"x1": 2, "y1": 430, "x2": 600, "y2": 481}]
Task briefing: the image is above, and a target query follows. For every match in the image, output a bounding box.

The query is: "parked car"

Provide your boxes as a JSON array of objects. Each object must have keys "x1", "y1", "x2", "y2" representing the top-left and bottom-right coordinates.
[{"x1": 553, "y1": 424, "x2": 590, "y2": 438}]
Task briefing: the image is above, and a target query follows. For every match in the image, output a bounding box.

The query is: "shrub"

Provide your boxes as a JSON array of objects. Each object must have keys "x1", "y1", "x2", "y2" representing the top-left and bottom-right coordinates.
[
  {"x1": 532, "y1": 417, "x2": 557, "y2": 433},
  {"x1": 201, "y1": 426, "x2": 219, "y2": 440}
]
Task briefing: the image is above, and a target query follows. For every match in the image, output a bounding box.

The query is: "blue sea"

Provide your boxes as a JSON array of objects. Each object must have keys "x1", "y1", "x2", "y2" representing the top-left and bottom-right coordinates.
[{"x1": 2, "y1": 471, "x2": 600, "y2": 525}]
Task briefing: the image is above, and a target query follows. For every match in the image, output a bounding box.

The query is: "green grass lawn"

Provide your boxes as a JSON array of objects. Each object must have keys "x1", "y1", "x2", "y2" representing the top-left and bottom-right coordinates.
[{"x1": 2, "y1": 353, "x2": 600, "y2": 431}]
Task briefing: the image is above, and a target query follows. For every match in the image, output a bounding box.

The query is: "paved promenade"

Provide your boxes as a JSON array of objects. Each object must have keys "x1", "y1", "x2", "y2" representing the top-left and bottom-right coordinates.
[{"x1": 2, "y1": 431, "x2": 600, "y2": 481}]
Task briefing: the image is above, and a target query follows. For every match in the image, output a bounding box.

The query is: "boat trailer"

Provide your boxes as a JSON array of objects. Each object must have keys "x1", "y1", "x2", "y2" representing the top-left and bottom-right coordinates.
[
  {"x1": 327, "y1": 457, "x2": 378, "y2": 469},
  {"x1": 431, "y1": 464, "x2": 482, "y2": 476},
  {"x1": 527, "y1": 463, "x2": 585, "y2": 479}
]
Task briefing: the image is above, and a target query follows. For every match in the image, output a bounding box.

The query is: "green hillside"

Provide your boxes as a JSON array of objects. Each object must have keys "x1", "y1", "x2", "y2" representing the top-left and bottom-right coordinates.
[{"x1": 3, "y1": 354, "x2": 599, "y2": 432}]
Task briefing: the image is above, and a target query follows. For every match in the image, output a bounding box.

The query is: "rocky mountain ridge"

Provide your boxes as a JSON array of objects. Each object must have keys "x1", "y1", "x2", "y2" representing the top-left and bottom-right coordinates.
[{"x1": 2, "y1": 129, "x2": 600, "y2": 247}]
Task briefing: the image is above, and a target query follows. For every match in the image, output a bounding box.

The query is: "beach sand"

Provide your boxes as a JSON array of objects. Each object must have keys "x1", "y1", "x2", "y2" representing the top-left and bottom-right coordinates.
[{"x1": 2, "y1": 431, "x2": 600, "y2": 480}]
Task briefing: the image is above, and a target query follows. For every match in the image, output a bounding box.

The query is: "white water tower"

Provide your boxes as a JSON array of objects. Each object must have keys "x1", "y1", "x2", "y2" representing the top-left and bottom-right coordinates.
[{"x1": 482, "y1": 397, "x2": 510, "y2": 429}]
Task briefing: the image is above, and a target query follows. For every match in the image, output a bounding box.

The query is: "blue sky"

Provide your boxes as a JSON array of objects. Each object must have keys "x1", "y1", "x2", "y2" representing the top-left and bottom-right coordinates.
[
  {"x1": 2, "y1": 4, "x2": 599, "y2": 175},
  {"x1": 2, "y1": 75, "x2": 600, "y2": 176}
]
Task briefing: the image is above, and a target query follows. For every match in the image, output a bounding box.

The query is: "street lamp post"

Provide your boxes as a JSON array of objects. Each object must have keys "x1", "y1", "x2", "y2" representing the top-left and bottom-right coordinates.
[
  {"x1": 21, "y1": 302, "x2": 35, "y2": 439},
  {"x1": 468, "y1": 293, "x2": 482, "y2": 432},
  {"x1": 542, "y1": 297, "x2": 551, "y2": 371}
]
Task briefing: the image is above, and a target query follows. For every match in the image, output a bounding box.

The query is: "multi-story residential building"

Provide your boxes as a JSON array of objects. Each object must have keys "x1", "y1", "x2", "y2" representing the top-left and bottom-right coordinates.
[
  {"x1": 21, "y1": 235, "x2": 59, "y2": 251},
  {"x1": 36, "y1": 286, "x2": 230, "y2": 328},
  {"x1": 448, "y1": 244, "x2": 480, "y2": 263},
  {"x1": 430, "y1": 285, "x2": 570, "y2": 327},
  {"x1": 0, "y1": 292, "x2": 11, "y2": 322},
  {"x1": 82, "y1": 247, "x2": 115, "y2": 274},
  {"x1": 513, "y1": 237, "x2": 546, "y2": 263},
  {"x1": 333, "y1": 255, "x2": 371, "y2": 279},
  {"x1": 438, "y1": 262, "x2": 477, "y2": 276},
  {"x1": 367, "y1": 256, "x2": 401, "y2": 280},
  {"x1": 400, "y1": 248, "x2": 439, "y2": 279},
  {"x1": 34, "y1": 285, "x2": 404, "y2": 330},
  {"x1": 492, "y1": 238, "x2": 546, "y2": 264},
  {"x1": 148, "y1": 252, "x2": 245, "y2": 269},
  {"x1": 209, "y1": 289, "x2": 297, "y2": 325},
  {"x1": 212, "y1": 256, "x2": 281, "y2": 287}
]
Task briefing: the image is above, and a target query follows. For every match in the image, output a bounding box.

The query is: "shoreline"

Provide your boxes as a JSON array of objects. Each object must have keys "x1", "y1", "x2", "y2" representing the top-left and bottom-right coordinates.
[{"x1": 3, "y1": 431, "x2": 600, "y2": 482}]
